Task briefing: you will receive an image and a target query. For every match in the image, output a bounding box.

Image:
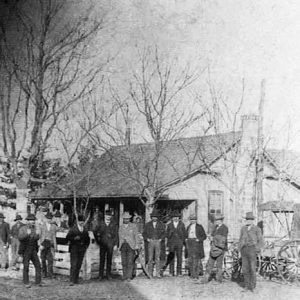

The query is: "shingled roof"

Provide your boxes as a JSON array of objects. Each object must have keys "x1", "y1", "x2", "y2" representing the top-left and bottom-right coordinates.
[{"x1": 31, "y1": 131, "x2": 242, "y2": 199}]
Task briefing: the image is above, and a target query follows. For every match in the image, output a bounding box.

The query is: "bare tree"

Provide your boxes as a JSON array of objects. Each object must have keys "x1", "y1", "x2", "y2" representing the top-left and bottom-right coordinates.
[
  {"x1": 0, "y1": 0, "x2": 109, "y2": 187},
  {"x1": 90, "y1": 47, "x2": 205, "y2": 220}
]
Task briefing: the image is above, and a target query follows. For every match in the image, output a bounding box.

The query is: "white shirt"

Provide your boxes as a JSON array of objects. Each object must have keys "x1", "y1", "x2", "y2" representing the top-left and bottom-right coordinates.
[
  {"x1": 173, "y1": 221, "x2": 179, "y2": 228},
  {"x1": 46, "y1": 223, "x2": 51, "y2": 231},
  {"x1": 153, "y1": 221, "x2": 157, "y2": 229},
  {"x1": 188, "y1": 223, "x2": 197, "y2": 238}
]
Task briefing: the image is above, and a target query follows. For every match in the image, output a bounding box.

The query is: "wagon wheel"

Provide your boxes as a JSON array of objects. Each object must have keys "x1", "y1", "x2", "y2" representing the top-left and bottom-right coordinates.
[
  {"x1": 277, "y1": 239, "x2": 300, "y2": 283},
  {"x1": 259, "y1": 255, "x2": 278, "y2": 279},
  {"x1": 223, "y1": 247, "x2": 241, "y2": 280},
  {"x1": 223, "y1": 246, "x2": 261, "y2": 280}
]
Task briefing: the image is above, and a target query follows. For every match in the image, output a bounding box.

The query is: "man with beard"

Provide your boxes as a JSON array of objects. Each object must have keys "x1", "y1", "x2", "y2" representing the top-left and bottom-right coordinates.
[
  {"x1": 143, "y1": 209, "x2": 165, "y2": 278},
  {"x1": 93, "y1": 210, "x2": 118, "y2": 280},
  {"x1": 203, "y1": 213, "x2": 228, "y2": 283},
  {"x1": 239, "y1": 212, "x2": 264, "y2": 292},
  {"x1": 161, "y1": 211, "x2": 187, "y2": 277},
  {"x1": 10, "y1": 214, "x2": 25, "y2": 271},
  {"x1": 39, "y1": 212, "x2": 57, "y2": 279},
  {"x1": 186, "y1": 214, "x2": 207, "y2": 280},
  {"x1": 118, "y1": 212, "x2": 139, "y2": 281},
  {"x1": 18, "y1": 214, "x2": 42, "y2": 288},
  {"x1": 66, "y1": 214, "x2": 90, "y2": 286}
]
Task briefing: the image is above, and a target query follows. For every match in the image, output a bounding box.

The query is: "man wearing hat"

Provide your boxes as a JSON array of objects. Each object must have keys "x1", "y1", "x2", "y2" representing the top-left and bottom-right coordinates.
[
  {"x1": 10, "y1": 214, "x2": 25, "y2": 270},
  {"x1": 0, "y1": 212, "x2": 10, "y2": 269},
  {"x1": 239, "y1": 212, "x2": 264, "y2": 292},
  {"x1": 93, "y1": 210, "x2": 118, "y2": 280},
  {"x1": 161, "y1": 211, "x2": 187, "y2": 276},
  {"x1": 185, "y1": 214, "x2": 207, "y2": 279},
  {"x1": 118, "y1": 212, "x2": 139, "y2": 281},
  {"x1": 203, "y1": 213, "x2": 228, "y2": 283},
  {"x1": 143, "y1": 209, "x2": 165, "y2": 278},
  {"x1": 39, "y1": 212, "x2": 57, "y2": 279},
  {"x1": 66, "y1": 214, "x2": 90, "y2": 285},
  {"x1": 18, "y1": 214, "x2": 42, "y2": 288}
]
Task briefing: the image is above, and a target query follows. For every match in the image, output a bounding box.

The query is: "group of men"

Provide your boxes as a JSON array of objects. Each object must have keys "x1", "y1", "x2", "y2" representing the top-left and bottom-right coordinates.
[
  {"x1": 0, "y1": 210, "x2": 69, "y2": 288},
  {"x1": 0, "y1": 208, "x2": 264, "y2": 293},
  {"x1": 92, "y1": 209, "x2": 263, "y2": 293}
]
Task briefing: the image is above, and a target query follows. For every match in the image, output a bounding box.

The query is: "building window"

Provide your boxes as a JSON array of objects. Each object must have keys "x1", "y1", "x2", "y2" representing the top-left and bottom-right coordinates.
[{"x1": 208, "y1": 190, "x2": 223, "y2": 222}]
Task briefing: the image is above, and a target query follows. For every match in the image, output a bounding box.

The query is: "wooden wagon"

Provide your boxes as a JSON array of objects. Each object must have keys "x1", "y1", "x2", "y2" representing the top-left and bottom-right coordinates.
[{"x1": 223, "y1": 201, "x2": 300, "y2": 284}]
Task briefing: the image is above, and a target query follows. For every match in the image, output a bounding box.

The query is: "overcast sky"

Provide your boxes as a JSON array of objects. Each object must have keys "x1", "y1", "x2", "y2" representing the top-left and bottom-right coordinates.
[{"x1": 107, "y1": 0, "x2": 300, "y2": 150}]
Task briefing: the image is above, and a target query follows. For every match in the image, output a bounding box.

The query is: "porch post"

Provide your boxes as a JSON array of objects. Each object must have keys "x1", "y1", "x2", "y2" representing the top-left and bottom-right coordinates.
[{"x1": 119, "y1": 200, "x2": 124, "y2": 226}]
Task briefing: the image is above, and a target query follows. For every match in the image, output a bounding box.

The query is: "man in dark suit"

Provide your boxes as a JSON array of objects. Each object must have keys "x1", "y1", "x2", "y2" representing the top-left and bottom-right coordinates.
[
  {"x1": 203, "y1": 213, "x2": 228, "y2": 283},
  {"x1": 186, "y1": 214, "x2": 207, "y2": 279},
  {"x1": 18, "y1": 214, "x2": 42, "y2": 288},
  {"x1": 143, "y1": 209, "x2": 165, "y2": 278},
  {"x1": 0, "y1": 212, "x2": 10, "y2": 269},
  {"x1": 93, "y1": 210, "x2": 118, "y2": 280},
  {"x1": 66, "y1": 215, "x2": 90, "y2": 286},
  {"x1": 239, "y1": 212, "x2": 264, "y2": 292},
  {"x1": 161, "y1": 211, "x2": 187, "y2": 276}
]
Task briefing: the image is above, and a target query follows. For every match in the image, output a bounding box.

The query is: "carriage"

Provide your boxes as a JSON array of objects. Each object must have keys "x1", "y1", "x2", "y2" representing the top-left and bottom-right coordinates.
[{"x1": 223, "y1": 201, "x2": 300, "y2": 284}]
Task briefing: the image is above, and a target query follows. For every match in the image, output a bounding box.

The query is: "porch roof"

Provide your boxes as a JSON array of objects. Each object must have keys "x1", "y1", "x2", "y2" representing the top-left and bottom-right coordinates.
[{"x1": 31, "y1": 131, "x2": 241, "y2": 199}]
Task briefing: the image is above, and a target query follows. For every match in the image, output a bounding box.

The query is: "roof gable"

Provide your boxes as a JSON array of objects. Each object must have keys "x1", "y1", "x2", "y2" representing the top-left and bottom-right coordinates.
[{"x1": 31, "y1": 131, "x2": 241, "y2": 198}]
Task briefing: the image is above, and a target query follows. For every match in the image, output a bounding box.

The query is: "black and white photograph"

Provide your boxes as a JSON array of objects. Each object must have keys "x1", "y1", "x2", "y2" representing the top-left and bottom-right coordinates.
[{"x1": 1, "y1": 0, "x2": 300, "y2": 299}]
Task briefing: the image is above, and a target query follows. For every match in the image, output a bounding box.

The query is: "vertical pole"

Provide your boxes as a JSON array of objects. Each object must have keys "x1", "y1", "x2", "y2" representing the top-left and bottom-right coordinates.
[
  {"x1": 257, "y1": 79, "x2": 265, "y2": 221},
  {"x1": 119, "y1": 200, "x2": 124, "y2": 226}
]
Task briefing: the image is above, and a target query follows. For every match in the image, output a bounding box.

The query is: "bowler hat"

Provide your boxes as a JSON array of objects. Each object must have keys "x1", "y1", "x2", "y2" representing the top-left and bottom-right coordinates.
[
  {"x1": 171, "y1": 211, "x2": 181, "y2": 218},
  {"x1": 104, "y1": 210, "x2": 112, "y2": 216},
  {"x1": 189, "y1": 214, "x2": 197, "y2": 220},
  {"x1": 54, "y1": 211, "x2": 61, "y2": 218},
  {"x1": 150, "y1": 209, "x2": 160, "y2": 218},
  {"x1": 0, "y1": 212, "x2": 6, "y2": 219},
  {"x1": 41, "y1": 207, "x2": 48, "y2": 212},
  {"x1": 122, "y1": 212, "x2": 132, "y2": 219},
  {"x1": 26, "y1": 214, "x2": 36, "y2": 221},
  {"x1": 14, "y1": 215, "x2": 23, "y2": 221},
  {"x1": 45, "y1": 212, "x2": 53, "y2": 219},
  {"x1": 78, "y1": 214, "x2": 85, "y2": 222},
  {"x1": 214, "y1": 213, "x2": 224, "y2": 221},
  {"x1": 244, "y1": 212, "x2": 255, "y2": 220}
]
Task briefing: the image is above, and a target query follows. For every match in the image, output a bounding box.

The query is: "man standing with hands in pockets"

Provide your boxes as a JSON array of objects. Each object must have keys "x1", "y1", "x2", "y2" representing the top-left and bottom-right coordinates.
[
  {"x1": 239, "y1": 212, "x2": 264, "y2": 292},
  {"x1": 143, "y1": 209, "x2": 165, "y2": 278}
]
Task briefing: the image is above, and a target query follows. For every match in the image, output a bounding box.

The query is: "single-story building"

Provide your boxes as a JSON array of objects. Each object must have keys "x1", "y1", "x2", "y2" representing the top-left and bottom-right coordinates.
[{"x1": 30, "y1": 114, "x2": 300, "y2": 241}]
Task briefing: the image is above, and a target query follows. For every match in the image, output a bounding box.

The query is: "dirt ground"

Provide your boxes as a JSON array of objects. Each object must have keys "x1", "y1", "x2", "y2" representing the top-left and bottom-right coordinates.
[{"x1": 0, "y1": 270, "x2": 300, "y2": 300}]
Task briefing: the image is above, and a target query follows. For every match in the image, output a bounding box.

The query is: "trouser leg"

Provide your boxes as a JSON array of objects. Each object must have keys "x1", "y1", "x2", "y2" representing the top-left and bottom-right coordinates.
[
  {"x1": 154, "y1": 240, "x2": 161, "y2": 276},
  {"x1": 216, "y1": 252, "x2": 225, "y2": 282},
  {"x1": 241, "y1": 247, "x2": 251, "y2": 289},
  {"x1": 47, "y1": 248, "x2": 54, "y2": 278},
  {"x1": 176, "y1": 245, "x2": 183, "y2": 275},
  {"x1": 121, "y1": 244, "x2": 128, "y2": 279},
  {"x1": 41, "y1": 249, "x2": 47, "y2": 276},
  {"x1": 148, "y1": 241, "x2": 155, "y2": 276},
  {"x1": 23, "y1": 254, "x2": 30, "y2": 284},
  {"x1": 203, "y1": 256, "x2": 216, "y2": 283},
  {"x1": 99, "y1": 246, "x2": 106, "y2": 278},
  {"x1": 248, "y1": 246, "x2": 257, "y2": 290},
  {"x1": 75, "y1": 250, "x2": 86, "y2": 283},
  {"x1": 31, "y1": 251, "x2": 41, "y2": 284},
  {"x1": 126, "y1": 247, "x2": 135, "y2": 280},
  {"x1": 199, "y1": 259, "x2": 203, "y2": 275},
  {"x1": 106, "y1": 246, "x2": 113, "y2": 277},
  {"x1": 70, "y1": 248, "x2": 78, "y2": 283},
  {"x1": 11, "y1": 238, "x2": 19, "y2": 266}
]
